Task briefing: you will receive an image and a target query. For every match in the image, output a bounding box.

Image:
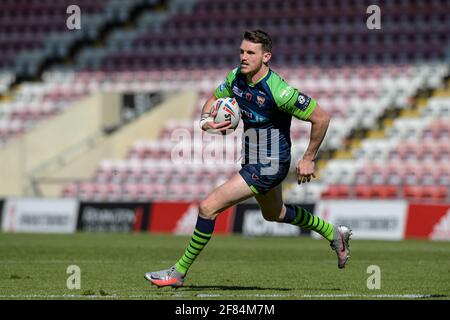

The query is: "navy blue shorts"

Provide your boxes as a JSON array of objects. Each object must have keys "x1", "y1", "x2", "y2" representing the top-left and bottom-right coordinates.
[{"x1": 239, "y1": 160, "x2": 291, "y2": 195}]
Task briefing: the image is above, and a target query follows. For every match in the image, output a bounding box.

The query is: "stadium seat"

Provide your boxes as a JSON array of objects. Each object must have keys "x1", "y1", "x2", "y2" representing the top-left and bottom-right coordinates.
[
  {"x1": 421, "y1": 185, "x2": 448, "y2": 201},
  {"x1": 321, "y1": 184, "x2": 351, "y2": 199},
  {"x1": 61, "y1": 182, "x2": 78, "y2": 198},
  {"x1": 354, "y1": 185, "x2": 374, "y2": 199}
]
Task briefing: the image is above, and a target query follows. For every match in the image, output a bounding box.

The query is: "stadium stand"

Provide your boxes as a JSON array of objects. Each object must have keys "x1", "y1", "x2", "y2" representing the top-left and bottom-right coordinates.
[{"x1": 0, "y1": 0, "x2": 449, "y2": 203}]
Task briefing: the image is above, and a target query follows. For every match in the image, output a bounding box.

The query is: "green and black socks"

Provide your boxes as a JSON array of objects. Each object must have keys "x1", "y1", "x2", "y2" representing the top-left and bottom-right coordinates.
[
  {"x1": 174, "y1": 206, "x2": 332, "y2": 275},
  {"x1": 175, "y1": 216, "x2": 215, "y2": 274},
  {"x1": 282, "y1": 204, "x2": 334, "y2": 241}
]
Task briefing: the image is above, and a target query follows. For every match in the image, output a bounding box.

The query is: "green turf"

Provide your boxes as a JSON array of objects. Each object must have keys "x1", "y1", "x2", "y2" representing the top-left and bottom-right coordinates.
[{"x1": 0, "y1": 232, "x2": 449, "y2": 300}]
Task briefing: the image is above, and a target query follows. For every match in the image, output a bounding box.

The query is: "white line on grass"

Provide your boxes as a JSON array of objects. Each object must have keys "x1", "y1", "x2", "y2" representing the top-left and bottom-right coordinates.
[
  {"x1": 193, "y1": 293, "x2": 436, "y2": 299},
  {"x1": 1, "y1": 259, "x2": 162, "y2": 264},
  {"x1": 2, "y1": 260, "x2": 120, "y2": 264},
  {"x1": 0, "y1": 293, "x2": 438, "y2": 299},
  {"x1": 0, "y1": 294, "x2": 119, "y2": 299},
  {"x1": 300, "y1": 294, "x2": 436, "y2": 299}
]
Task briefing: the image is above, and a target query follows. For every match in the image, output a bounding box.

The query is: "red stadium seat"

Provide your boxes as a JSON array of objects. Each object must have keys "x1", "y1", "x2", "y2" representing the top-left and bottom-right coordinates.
[
  {"x1": 352, "y1": 184, "x2": 397, "y2": 199},
  {"x1": 403, "y1": 185, "x2": 447, "y2": 201},
  {"x1": 421, "y1": 186, "x2": 447, "y2": 201},
  {"x1": 403, "y1": 185, "x2": 424, "y2": 200},
  {"x1": 354, "y1": 185, "x2": 374, "y2": 198},
  {"x1": 321, "y1": 185, "x2": 350, "y2": 198},
  {"x1": 370, "y1": 185, "x2": 398, "y2": 198}
]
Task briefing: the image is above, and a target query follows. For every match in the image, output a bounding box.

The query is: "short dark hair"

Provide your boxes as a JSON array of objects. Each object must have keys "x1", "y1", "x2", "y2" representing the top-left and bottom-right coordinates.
[{"x1": 243, "y1": 30, "x2": 272, "y2": 53}]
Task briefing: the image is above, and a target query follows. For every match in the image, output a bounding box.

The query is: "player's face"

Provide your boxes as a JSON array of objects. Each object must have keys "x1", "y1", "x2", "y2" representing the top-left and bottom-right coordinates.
[{"x1": 239, "y1": 40, "x2": 271, "y2": 75}]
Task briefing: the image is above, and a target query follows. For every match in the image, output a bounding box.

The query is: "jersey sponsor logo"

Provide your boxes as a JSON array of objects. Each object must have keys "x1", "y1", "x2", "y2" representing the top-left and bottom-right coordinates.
[
  {"x1": 232, "y1": 85, "x2": 243, "y2": 97},
  {"x1": 256, "y1": 95, "x2": 265, "y2": 106},
  {"x1": 295, "y1": 93, "x2": 311, "y2": 111},
  {"x1": 280, "y1": 86, "x2": 293, "y2": 98},
  {"x1": 241, "y1": 109, "x2": 268, "y2": 123},
  {"x1": 241, "y1": 109, "x2": 253, "y2": 119},
  {"x1": 245, "y1": 92, "x2": 253, "y2": 101}
]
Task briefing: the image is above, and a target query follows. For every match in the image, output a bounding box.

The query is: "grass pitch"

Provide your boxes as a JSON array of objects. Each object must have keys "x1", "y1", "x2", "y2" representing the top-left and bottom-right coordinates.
[{"x1": 0, "y1": 232, "x2": 449, "y2": 300}]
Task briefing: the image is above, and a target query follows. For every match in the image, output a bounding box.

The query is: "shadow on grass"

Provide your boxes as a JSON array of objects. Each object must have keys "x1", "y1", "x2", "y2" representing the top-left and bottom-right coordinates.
[
  {"x1": 180, "y1": 285, "x2": 342, "y2": 292},
  {"x1": 181, "y1": 285, "x2": 291, "y2": 291}
]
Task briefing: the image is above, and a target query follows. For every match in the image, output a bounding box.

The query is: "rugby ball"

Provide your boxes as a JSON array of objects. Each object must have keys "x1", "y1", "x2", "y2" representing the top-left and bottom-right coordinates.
[{"x1": 212, "y1": 97, "x2": 241, "y2": 130}]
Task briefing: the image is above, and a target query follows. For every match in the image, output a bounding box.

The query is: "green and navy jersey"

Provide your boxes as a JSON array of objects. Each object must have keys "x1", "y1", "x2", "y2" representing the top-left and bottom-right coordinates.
[{"x1": 215, "y1": 67, "x2": 317, "y2": 163}]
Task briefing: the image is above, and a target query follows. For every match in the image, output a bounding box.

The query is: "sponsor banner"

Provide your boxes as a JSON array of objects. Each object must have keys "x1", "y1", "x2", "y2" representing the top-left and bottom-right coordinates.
[
  {"x1": 314, "y1": 200, "x2": 408, "y2": 240},
  {"x1": 233, "y1": 204, "x2": 314, "y2": 236},
  {"x1": 148, "y1": 202, "x2": 234, "y2": 235},
  {"x1": 1, "y1": 198, "x2": 78, "y2": 233},
  {"x1": 77, "y1": 202, "x2": 150, "y2": 232},
  {"x1": 405, "y1": 203, "x2": 450, "y2": 240}
]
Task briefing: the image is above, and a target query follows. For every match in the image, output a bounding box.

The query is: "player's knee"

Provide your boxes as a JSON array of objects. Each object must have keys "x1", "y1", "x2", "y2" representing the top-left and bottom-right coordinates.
[{"x1": 199, "y1": 200, "x2": 218, "y2": 220}]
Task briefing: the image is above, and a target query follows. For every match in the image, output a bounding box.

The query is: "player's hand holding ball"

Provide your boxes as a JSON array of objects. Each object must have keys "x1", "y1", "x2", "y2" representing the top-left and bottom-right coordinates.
[{"x1": 199, "y1": 98, "x2": 240, "y2": 135}]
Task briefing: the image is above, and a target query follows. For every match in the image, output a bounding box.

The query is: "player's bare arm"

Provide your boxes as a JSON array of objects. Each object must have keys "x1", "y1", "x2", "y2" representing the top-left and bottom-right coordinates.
[
  {"x1": 199, "y1": 95, "x2": 232, "y2": 133},
  {"x1": 296, "y1": 104, "x2": 330, "y2": 184}
]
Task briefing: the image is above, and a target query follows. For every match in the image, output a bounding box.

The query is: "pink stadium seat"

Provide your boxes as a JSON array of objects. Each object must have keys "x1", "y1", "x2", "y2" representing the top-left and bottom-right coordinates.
[
  {"x1": 61, "y1": 182, "x2": 78, "y2": 198},
  {"x1": 106, "y1": 184, "x2": 122, "y2": 201},
  {"x1": 123, "y1": 184, "x2": 140, "y2": 200},
  {"x1": 91, "y1": 184, "x2": 110, "y2": 201},
  {"x1": 168, "y1": 184, "x2": 188, "y2": 200},
  {"x1": 151, "y1": 184, "x2": 166, "y2": 199},
  {"x1": 196, "y1": 184, "x2": 211, "y2": 199},
  {"x1": 423, "y1": 121, "x2": 450, "y2": 140},
  {"x1": 78, "y1": 182, "x2": 96, "y2": 200},
  {"x1": 182, "y1": 184, "x2": 197, "y2": 199},
  {"x1": 109, "y1": 165, "x2": 128, "y2": 183},
  {"x1": 139, "y1": 164, "x2": 155, "y2": 183},
  {"x1": 93, "y1": 166, "x2": 113, "y2": 183},
  {"x1": 420, "y1": 168, "x2": 438, "y2": 185},
  {"x1": 436, "y1": 144, "x2": 450, "y2": 161},
  {"x1": 370, "y1": 169, "x2": 387, "y2": 185},
  {"x1": 402, "y1": 163, "x2": 424, "y2": 185},
  {"x1": 385, "y1": 162, "x2": 404, "y2": 185},
  {"x1": 354, "y1": 166, "x2": 373, "y2": 185},
  {"x1": 124, "y1": 184, "x2": 141, "y2": 200},
  {"x1": 436, "y1": 165, "x2": 450, "y2": 186}
]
